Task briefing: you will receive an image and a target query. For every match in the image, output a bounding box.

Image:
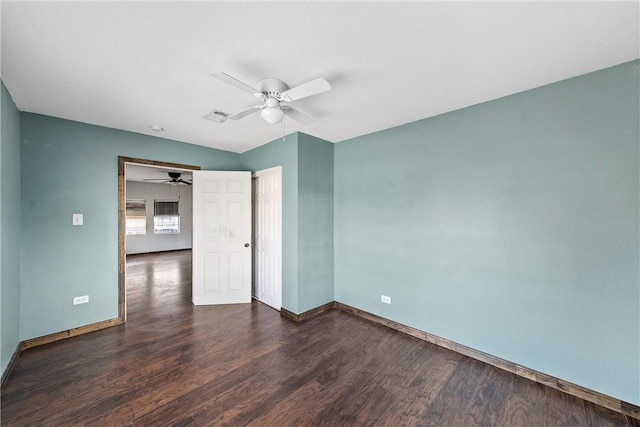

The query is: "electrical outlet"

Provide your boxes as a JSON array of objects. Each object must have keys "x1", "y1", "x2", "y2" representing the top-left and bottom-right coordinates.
[
  {"x1": 73, "y1": 295, "x2": 89, "y2": 305},
  {"x1": 381, "y1": 295, "x2": 391, "y2": 304}
]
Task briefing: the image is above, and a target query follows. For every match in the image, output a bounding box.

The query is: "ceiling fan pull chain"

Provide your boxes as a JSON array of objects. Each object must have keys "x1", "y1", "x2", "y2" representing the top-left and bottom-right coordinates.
[{"x1": 282, "y1": 114, "x2": 286, "y2": 141}]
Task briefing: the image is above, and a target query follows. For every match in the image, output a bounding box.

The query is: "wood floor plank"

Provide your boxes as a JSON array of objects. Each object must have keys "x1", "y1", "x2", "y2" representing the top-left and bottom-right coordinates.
[
  {"x1": 135, "y1": 313, "x2": 364, "y2": 425},
  {"x1": 247, "y1": 318, "x2": 398, "y2": 425},
  {"x1": 477, "y1": 366, "x2": 517, "y2": 426},
  {"x1": 504, "y1": 372, "x2": 547, "y2": 426},
  {"x1": 430, "y1": 358, "x2": 493, "y2": 426},
  {"x1": 1, "y1": 250, "x2": 635, "y2": 426},
  {"x1": 545, "y1": 386, "x2": 588, "y2": 426},
  {"x1": 583, "y1": 401, "x2": 635, "y2": 427}
]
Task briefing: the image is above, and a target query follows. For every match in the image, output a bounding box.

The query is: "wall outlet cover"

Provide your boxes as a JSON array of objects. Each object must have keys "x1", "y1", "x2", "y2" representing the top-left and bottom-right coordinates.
[{"x1": 73, "y1": 295, "x2": 89, "y2": 305}]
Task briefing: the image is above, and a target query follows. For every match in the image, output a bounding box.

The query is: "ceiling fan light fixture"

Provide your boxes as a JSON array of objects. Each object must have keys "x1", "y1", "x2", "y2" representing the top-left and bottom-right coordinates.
[{"x1": 261, "y1": 106, "x2": 284, "y2": 124}]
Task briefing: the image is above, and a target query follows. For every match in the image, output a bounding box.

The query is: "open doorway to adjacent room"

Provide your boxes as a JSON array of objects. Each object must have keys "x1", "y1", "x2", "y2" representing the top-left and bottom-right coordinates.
[
  {"x1": 117, "y1": 157, "x2": 283, "y2": 322},
  {"x1": 118, "y1": 157, "x2": 199, "y2": 322}
]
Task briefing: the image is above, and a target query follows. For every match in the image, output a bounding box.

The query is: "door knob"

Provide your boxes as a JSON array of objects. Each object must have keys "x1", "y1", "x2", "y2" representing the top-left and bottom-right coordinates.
[{"x1": 244, "y1": 243, "x2": 250, "y2": 248}]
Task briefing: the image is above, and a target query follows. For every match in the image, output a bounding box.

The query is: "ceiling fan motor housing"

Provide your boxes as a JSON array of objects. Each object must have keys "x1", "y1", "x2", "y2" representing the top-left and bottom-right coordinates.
[
  {"x1": 257, "y1": 79, "x2": 289, "y2": 124},
  {"x1": 257, "y1": 78, "x2": 289, "y2": 100}
]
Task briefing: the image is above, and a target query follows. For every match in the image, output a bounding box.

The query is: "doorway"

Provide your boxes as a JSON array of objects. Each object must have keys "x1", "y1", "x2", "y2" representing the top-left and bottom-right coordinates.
[
  {"x1": 118, "y1": 156, "x2": 200, "y2": 322},
  {"x1": 118, "y1": 157, "x2": 283, "y2": 322}
]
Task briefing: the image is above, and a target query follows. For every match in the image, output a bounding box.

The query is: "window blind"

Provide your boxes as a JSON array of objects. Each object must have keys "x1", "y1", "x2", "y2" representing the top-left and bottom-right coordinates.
[
  {"x1": 154, "y1": 200, "x2": 179, "y2": 216},
  {"x1": 126, "y1": 199, "x2": 146, "y2": 216}
]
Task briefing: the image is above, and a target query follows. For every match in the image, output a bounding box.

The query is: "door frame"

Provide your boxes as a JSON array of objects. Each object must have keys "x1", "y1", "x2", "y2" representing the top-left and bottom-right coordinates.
[{"x1": 117, "y1": 156, "x2": 200, "y2": 323}]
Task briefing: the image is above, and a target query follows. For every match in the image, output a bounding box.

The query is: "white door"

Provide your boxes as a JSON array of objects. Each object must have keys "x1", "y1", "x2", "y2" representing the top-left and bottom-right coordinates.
[
  {"x1": 252, "y1": 167, "x2": 282, "y2": 310},
  {"x1": 192, "y1": 171, "x2": 252, "y2": 305}
]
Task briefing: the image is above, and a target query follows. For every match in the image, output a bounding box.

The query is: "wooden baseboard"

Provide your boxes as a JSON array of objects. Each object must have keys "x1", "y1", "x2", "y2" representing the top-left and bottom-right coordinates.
[
  {"x1": 280, "y1": 302, "x2": 336, "y2": 323},
  {"x1": 1, "y1": 343, "x2": 22, "y2": 390},
  {"x1": 334, "y1": 302, "x2": 640, "y2": 421},
  {"x1": 279, "y1": 307, "x2": 300, "y2": 322},
  {"x1": 20, "y1": 318, "x2": 122, "y2": 351}
]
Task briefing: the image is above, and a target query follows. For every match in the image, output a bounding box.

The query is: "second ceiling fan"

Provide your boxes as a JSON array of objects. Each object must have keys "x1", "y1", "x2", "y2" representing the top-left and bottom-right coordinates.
[
  {"x1": 143, "y1": 172, "x2": 192, "y2": 186},
  {"x1": 207, "y1": 72, "x2": 331, "y2": 125}
]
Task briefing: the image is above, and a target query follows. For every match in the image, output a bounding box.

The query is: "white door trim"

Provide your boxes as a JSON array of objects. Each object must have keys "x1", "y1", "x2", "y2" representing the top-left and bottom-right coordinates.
[{"x1": 253, "y1": 165, "x2": 282, "y2": 178}]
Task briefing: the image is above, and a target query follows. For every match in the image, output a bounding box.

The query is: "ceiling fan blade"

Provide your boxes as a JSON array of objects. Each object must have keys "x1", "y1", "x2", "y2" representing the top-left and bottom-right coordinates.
[
  {"x1": 227, "y1": 105, "x2": 261, "y2": 120},
  {"x1": 211, "y1": 72, "x2": 259, "y2": 95},
  {"x1": 178, "y1": 179, "x2": 192, "y2": 185},
  {"x1": 281, "y1": 78, "x2": 331, "y2": 102},
  {"x1": 143, "y1": 178, "x2": 169, "y2": 181},
  {"x1": 284, "y1": 106, "x2": 314, "y2": 126}
]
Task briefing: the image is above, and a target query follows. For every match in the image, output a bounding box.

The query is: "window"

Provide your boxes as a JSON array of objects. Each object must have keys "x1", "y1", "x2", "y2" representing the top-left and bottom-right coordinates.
[
  {"x1": 154, "y1": 200, "x2": 180, "y2": 234},
  {"x1": 125, "y1": 199, "x2": 146, "y2": 235}
]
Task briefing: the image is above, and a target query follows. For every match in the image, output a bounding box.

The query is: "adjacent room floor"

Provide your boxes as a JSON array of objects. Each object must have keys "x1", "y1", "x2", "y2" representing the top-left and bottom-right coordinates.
[{"x1": 1, "y1": 250, "x2": 636, "y2": 426}]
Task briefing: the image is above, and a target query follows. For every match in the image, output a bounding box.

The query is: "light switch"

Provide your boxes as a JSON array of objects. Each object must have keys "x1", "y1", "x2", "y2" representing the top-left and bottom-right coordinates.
[{"x1": 72, "y1": 214, "x2": 83, "y2": 226}]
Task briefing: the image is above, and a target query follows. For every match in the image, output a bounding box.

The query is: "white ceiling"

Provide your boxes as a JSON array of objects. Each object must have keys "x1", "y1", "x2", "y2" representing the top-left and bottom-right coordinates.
[{"x1": 2, "y1": 2, "x2": 638, "y2": 154}]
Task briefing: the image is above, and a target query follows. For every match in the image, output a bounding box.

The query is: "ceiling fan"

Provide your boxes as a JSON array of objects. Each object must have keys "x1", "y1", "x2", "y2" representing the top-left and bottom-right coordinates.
[
  {"x1": 143, "y1": 172, "x2": 192, "y2": 186},
  {"x1": 206, "y1": 72, "x2": 331, "y2": 125}
]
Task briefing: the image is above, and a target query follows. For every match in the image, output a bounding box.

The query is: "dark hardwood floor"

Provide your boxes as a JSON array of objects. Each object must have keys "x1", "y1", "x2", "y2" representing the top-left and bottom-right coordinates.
[{"x1": 2, "y1": 250, "x2": 635, "y2": 426}]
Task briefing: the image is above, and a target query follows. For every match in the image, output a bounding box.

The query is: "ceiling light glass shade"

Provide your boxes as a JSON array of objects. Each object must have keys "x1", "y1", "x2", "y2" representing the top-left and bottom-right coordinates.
[{"x1": 261, "y1": 107, "x2": 284, "y2": 124}]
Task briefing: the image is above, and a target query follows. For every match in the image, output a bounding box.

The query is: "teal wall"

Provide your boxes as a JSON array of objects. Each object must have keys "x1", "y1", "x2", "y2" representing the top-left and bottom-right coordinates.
[
  {"x1": 298, "y1": 133, "x2": 334, "y2": 312},
  {"x1": 334, "y1": 60, "x2": 640, "y2": 405},
  {"x1": 240, "y1": 134, "x2": 300, "y2": 312},
  {"x1": 240, "y1": 132, "x2": 334, "y2": 314},
  {"x1": 20, "y1": 114, "x2": 240, "y2": 339},
  {"x1": 1, "y1": 82, "x2": 22, "y2": 373}
]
